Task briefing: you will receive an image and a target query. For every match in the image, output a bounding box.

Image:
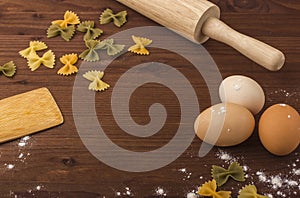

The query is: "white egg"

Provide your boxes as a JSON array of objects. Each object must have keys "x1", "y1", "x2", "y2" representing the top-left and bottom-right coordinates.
[{"x1": 219, "y1": 75, "x2": 265, "y2": 115}]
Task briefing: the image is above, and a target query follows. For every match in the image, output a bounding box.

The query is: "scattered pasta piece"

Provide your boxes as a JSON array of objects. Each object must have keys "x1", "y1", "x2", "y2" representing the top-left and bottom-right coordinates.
[
  {"x1": 83, "y1": 70, "x2": 110, "y2": 92},
  {"x1": 47, "y1": 24, "x2": 76, "y2": 41},
  {"x1": 19, "y1": 41, "x2": 48, "y2": 59},
  {"x1": 99, "y1": 8, "x2": 127, "y2": 27},
  {"x1": 27, "y1": 50, "x2": 55, "y2": 71},
  {"x1": 98, "y1": 39, "x2": 125, "y2": 56},
  {"x1": 0, "y1": 61, "x2": 16, "y2": 77},
  {"x1": 128, "y1": 35, "x2": 152, "y2": 55},
  {"x1": 57, "y1": 53, "x2": 78, "y2": 76},
  {"x1": 212, "y1": 161, "x2": 245, "y2": 187},
  {"x1": 77, "y1": 21, "x2": 103, "y2": 41},
  {"x1": 79, "y1": 40, "x2": 103, "y2": 62},
  {"x1": 198, "y1": 179, "x2": 231, "y2": 198},
  {"x1": 52, "y1": 10, "x2": 80, "y2": 29},
  {"x1": 238, "y1": 185, "x2": 268, "y2": 198}
]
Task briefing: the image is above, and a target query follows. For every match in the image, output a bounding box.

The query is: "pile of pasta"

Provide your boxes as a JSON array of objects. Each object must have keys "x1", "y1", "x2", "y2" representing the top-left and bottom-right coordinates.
[
  {"x1": 197, "y1": 162, "x2": 268, "y2": 198},
  {"x1": 16, "y1": 10, "x2": 153, "y2": 92}
]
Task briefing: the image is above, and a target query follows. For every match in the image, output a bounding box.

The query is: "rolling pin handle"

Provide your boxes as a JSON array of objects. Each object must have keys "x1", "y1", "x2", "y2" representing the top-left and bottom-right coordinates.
[{"x1": 202, "y1": 17, "x2": 285, "y2": 71}]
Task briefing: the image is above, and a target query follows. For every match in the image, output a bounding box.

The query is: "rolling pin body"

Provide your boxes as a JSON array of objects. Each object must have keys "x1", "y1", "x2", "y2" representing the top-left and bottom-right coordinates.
[{"x1": 117, "y1": 0, "x2": 285, "y2": 71}]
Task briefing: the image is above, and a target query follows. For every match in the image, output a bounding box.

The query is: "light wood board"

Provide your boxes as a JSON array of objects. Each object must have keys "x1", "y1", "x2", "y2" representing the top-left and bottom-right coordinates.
[{"x1": 0, "y1": 87, "x2": 63, "y2": 143}]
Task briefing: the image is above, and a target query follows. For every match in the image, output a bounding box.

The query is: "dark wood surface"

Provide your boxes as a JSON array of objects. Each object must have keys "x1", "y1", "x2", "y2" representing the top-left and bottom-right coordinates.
[{"x1": 0, "y1": 0, "x2": 299, "y2": 197}]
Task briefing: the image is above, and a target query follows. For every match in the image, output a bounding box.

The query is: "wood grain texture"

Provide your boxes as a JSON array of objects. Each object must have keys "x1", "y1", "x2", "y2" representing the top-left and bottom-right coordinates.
[
  {"x1": 118, "y1": 0, "x2": 285, "y2": 71},
  {"x1": 117, "y1": 0, "x2": 220, "y2": 43},
  {"x1": 0, "y1": 0, "x2": 299, "y2": 198},
  {"x1": 0, "y1": 88, "x2": 63, "y2": 143},
  {"x1": 202, "y1": 17, "x2": 285, "y2": 71}
]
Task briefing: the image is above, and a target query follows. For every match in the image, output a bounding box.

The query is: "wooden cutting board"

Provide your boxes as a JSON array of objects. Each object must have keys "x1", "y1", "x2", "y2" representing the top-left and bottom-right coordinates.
[{"x1": 0, "y1": 87, "x2": 63, "y2": 143}]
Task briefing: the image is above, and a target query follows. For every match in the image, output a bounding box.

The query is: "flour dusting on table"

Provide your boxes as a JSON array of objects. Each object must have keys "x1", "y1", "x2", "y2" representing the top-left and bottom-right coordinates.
[
  {"x1": 216, "y1": 149, "x2": 239, "y2": 164},
  {"x1": 155, "y1": 187, "x2": 167, "y2": 196}
]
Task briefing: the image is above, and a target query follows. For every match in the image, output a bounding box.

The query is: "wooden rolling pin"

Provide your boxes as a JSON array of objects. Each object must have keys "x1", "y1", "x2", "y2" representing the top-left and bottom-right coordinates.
[{"x1": 117, "y1": 0, "x2": 285, "y2": 71}]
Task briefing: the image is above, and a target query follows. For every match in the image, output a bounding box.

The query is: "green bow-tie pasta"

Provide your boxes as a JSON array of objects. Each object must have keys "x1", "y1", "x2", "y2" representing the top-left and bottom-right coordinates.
[
  {"x1": 99, "y1": 8, "x2": 127, "y2": 27},
  {"x1": 212, "y1": 161, "x2": 245, "y2": 187},
  {"x1": 98, "y1": 39, "x2": 125, "y2": 56},
  {"x1": 77, "y1": 21, "x2": 103, "y2": 41},
  {"x1": 47, "y1": 24, "x2": 75, "y2": 41},
  {"x1": 0, "y1": 61, "x2": 16, "y2": 77},
  {"x1": 79, "y1": 40, "x2": 103, "y2": 62}
]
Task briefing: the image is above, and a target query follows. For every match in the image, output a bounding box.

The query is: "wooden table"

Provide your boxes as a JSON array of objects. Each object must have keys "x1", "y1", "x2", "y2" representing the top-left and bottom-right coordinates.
[{"x1": 0, "y1": 0, "x2": 299, "y2": 197}]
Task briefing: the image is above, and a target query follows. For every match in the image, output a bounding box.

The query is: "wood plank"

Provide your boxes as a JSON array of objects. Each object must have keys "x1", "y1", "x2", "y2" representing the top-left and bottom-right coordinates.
[
  {"x1": 0, "y1": 88, "x2": 63, "y2": 143},
  {"x1": 0, "y1": 0, "x2": 299, "y2": 197}
]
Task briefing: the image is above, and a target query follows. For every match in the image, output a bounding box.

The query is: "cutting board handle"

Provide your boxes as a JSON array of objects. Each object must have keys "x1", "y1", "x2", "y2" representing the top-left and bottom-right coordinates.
[{"x1": 202, "y1": 17, "x2": 285, "y2": 71}]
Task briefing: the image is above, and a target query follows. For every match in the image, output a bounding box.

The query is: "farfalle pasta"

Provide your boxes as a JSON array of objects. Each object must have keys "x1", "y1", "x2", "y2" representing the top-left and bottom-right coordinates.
[
  {"x1": 47, "y1": 10, "x2": 79, "y2": 41},
  {"x1": 0, "y1": 61, "x2": 16, "y2": 77},
  {"x1": 98, "y1": 39, "x2": 125, "y2": 56},
  {"x1": 99, "y1": 8, "x2": 127, "y2": 27},
  {"x1": 212, "y1": 161, "x2": 245, "y2": 187},
  {"x1": 77, "y1": 21, "x2": 103, "y2": 41},
  {"x1": 238, "y1": 185, "x2": 268, "y2": 198},
  {"x1": 27, "y1": 50, "x2": 55, "y2": 71},
  {"x1": 57, "y1": 53, "x2": 78, "y2": 76},
  {"x1": 47, "y1": 24, "x2": 76, "y2": 41},
  {"x1": 83, "y1": 70, "x2": 110, "y2": 92},
  {"x1": 51, "y1": 10, "x2": 80, "y2": 29},
  {"x1": 79, "y1": 40, "x2": 103, "y2": 62},
  {"x1": 19, "y1": 41, "x2": 48, "y2": 58},
  {"x1": 198, "y1": 179, "x2": 231, "y2": 198},
  {"x1": 128, "y1": 35, "x2": 152, "y2": 55}
]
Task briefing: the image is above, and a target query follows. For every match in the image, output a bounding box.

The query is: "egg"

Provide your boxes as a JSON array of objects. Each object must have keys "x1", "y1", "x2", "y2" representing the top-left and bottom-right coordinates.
[
  {"x1": 219, "y1": 75, "x2": 265, "y2": 115},
  {"x1": 194, "y1": 103, "x2": 255, "y2": 147},
  {"x1": 259, "y1": 104, "x2": 300, "y2": 156}
]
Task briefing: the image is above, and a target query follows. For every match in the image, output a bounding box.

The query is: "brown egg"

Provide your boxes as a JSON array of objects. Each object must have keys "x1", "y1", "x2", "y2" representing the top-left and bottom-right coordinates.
[
  {"x1": 194, "y1": 103, "x2": 255, "y2": 147},
  {"x1": 259, "y1": 104, "x2": 300, "y2": 156}
]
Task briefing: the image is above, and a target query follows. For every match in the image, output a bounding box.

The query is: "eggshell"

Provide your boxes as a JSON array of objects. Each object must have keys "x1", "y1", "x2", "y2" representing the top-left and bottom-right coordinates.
[
  {"x1": 219, "y1": 75, "x2": 265, "y2": 115},
  {"x1": 194, "y1": 103, "x2": 255, "y2": 147},
  {"x1": 259, "y1": 104, "x2": 300, "y2": 156}
]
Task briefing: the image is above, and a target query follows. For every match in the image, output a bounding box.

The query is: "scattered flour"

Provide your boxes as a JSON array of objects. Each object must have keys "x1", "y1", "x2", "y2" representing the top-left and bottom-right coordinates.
[
  {"x1": 216, "y1": 149, "x2": 238, "y2": 163},
  {"x1": 18, "y1": 153, "x2": 24, "y2": 159},
  {"x1": 256, "y1": 170, "x2": 299, "y2": 197},
  {"x1": 256, "y1": 171, "x2": 267, "y2": 182},
  {"x1": 266, "y1": 193, "x2": 273, "y2": 198},
  {"x1": 6, "y1": 164, "x2": 15, "y2": 169},
  {"x1": 18, "y1": 142, "x2": 26, "y2": 147},
  {"x1": 186, "y1": 192, "x2": 197, "y2": 198},
  {"x1": 285, "y1": 180, "x2": 298, "y2": 186},
  {"x1": 178, "y1": 168, "x2": 192, "y2": 180},
  {"x1": 243, "y1": 165, "x2": 249, "y2": 172},
  {"x1": 124, "y1": 187, "x2": 132, "y2": 196},
  {"x1": 18, "y1": 136, "x2": 31, "y2": 147},
  {"x1": 292, "y1": 168, "x2": 300, "y2": 175},
  {"x1": 36, "y1": 185, "x2": 42, "y2": 191},
  {"x1": 155, "y1": 187, "x2": 167, "y2": 196},
  {"x1": 115, "y1": 187, "x2": 133, "y2": 197},
  {"x1": 216, "y1": 150, "x2": 299, "y2": 198},
  {"x1": 270, "y1": 175, "x2": 283, "y2": 189}
]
